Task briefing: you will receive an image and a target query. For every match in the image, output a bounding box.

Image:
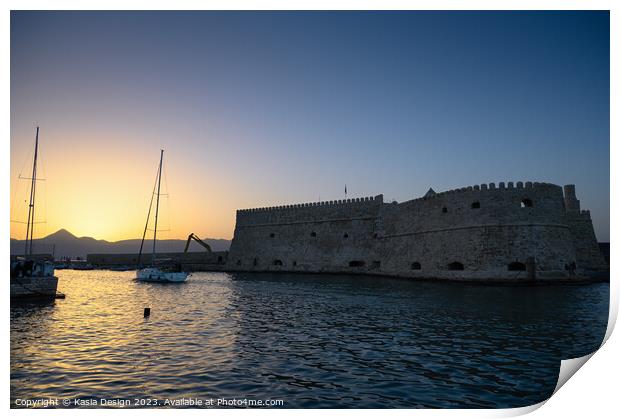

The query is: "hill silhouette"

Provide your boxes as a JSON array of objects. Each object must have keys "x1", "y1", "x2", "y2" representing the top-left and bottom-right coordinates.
[{"x1": 10, "y1": 229, "x2": 230, "y2": 259}]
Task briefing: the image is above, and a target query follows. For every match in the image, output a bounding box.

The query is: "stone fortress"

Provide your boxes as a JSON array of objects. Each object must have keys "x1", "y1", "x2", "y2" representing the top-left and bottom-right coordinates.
[{"x1": 227, "y1": 182, "x2": 608, "y2": 281}]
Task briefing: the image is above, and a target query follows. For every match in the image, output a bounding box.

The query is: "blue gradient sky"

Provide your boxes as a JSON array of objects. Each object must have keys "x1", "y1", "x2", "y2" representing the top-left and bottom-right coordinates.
[{"x1": 11, "y1": 11, "x2": 610, "y2": 241}]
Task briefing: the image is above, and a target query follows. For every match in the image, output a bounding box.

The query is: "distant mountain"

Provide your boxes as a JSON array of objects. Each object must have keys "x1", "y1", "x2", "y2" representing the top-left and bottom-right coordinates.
[{"x1": 10, "y1": 228, "x2": 231, "y2": 259}]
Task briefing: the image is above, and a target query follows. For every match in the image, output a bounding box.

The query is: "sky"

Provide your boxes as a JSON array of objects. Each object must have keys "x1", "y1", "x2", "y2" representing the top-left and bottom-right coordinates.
[{"x1": 10, "y1": 11, "x2": 610, "y2": 241}]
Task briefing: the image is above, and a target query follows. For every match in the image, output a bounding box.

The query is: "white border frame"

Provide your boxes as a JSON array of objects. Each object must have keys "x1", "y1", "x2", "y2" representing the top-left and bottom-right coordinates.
[{"x1": 3, "y1": 2, "x2": 617, "y2": 418}]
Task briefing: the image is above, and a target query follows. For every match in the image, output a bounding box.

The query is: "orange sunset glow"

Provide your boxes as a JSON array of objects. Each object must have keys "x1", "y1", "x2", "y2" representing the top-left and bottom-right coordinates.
[{"x1": 10, "y1": 129, "x2": 238, "y2": 241}]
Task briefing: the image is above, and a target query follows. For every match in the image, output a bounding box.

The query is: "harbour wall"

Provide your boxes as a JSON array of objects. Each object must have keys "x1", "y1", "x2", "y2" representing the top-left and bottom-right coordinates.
[
  {"x1": 227, "y1": 182, "x2": 608, "y2": 281},
  {"x1": 87, "y1": 251, "x2": 229, "y2": 272},
  {"x1": 10, "y1": 254, "x2": 54, "y2": 262}
]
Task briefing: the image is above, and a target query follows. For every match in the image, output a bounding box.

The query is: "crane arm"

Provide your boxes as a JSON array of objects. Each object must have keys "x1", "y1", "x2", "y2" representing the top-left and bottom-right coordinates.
[{"x1": 184, "y1": 233, "x2": 212, "y2": 253}]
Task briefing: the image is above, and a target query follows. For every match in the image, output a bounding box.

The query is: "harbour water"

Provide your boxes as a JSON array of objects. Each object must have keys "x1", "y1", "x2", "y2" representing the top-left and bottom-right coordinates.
[{"x1": 11, "y1": 270, "x2": 609, "y2": 408}]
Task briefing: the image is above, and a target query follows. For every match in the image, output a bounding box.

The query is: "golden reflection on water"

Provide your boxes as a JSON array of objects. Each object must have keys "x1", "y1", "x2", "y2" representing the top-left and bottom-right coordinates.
[{"x1": 12, "y1": 270, "x2": 240, "y2": 400}]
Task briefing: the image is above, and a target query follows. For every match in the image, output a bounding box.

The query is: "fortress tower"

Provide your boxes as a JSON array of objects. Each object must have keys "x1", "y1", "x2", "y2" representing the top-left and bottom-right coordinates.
[{"x1": 227, "y1": 182, "x2": 608, "y2": 282}]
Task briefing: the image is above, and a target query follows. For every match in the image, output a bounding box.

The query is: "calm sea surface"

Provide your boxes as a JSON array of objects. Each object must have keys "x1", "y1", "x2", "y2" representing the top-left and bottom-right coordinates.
[{"x1": 11, "y1": 270, "x2": 609, "y2": 408}]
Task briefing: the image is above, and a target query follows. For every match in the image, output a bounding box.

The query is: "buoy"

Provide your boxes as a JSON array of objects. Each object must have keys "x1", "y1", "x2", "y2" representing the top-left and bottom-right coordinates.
[{"x1": 144, "y1": 307, "x2": 151, "y2": 317}]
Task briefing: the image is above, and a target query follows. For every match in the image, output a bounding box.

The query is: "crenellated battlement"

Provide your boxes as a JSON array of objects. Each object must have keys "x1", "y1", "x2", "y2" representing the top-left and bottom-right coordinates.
[
  {"x1": 401, "y1": 181, "x2": 559, "y2": 205},
  {"x1": 237, "y1": 182, "x2": 559, "y2": 214},
  {"x1": 430, "y1": 180, "x2": 553, "y2": 196},
  {"x1": 237, "y1": 194, "x2": 384, "y2": 214}
]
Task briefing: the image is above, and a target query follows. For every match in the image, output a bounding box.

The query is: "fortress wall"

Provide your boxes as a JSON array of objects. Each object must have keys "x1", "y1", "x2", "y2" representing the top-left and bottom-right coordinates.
[
  {"x1": 564, "y1": 211, "x2": 608, "y2": 274},
  {"x1": 227, "y1": 181, "x2": 605, "y2": 281},
  {"x1": 235, "y1": 195, "x2": 383, "y2": 226},
  {"x1": 375, "y1": 224, "x2": 576, "y2": 280},
  {"x1": 229, "y1": 196, "x2": 383, "y2": 270},
  {"x1": 381, "y1": 182, "x2": 565, "y2": 236},
  {"x1": 229, "y1": 217, "x2": 377, "y2": 271},
  {"x1": 373, "y1": 182, "x2": 576, "y2": 279},
  {"x1": 560, "y1": 184, "x2": 608, "y2": 273}
]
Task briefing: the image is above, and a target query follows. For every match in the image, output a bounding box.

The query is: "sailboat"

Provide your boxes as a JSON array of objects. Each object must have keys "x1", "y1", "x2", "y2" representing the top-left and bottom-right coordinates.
[
  {"x1": 136, "y1": 150, "x2": 188, "y2": 283},
  {"x1": 10, "y1": 126, "x2": 59, "y2": 299}
]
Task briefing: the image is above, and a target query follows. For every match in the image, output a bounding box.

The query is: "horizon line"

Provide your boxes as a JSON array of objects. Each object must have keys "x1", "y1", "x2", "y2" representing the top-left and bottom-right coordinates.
[{"x1": 9, "y1": 228, "x2": 231, "y2": 243}]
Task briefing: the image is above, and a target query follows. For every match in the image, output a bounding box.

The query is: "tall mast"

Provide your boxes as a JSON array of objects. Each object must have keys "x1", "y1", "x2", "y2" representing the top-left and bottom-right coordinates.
[
  {"x1": 151, "y1": 149, "x2": 164, "y2": 265},
  {"x1": 137, "y1": 176, "x2": 157, "y2": 268},
  {"x1": 24, "y1": 126, "x2": 39, "y2": 257}
]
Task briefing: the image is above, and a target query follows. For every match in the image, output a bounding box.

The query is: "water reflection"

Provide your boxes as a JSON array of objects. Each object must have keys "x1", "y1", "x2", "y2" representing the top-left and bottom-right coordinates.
[{"x1": 11, "y1": 270, "x2": 608, "y2": 408}]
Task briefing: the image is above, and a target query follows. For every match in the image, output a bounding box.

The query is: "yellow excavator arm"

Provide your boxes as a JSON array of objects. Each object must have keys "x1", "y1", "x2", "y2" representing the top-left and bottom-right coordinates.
[{"x1": 184, "y1": 233, "x2": 212, "y2": 253}]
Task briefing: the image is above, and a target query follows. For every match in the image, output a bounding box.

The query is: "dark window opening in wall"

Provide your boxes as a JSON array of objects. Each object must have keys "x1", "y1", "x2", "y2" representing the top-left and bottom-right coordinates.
[
  {"x1": 442, "y1": 207, "x2": 448, "y2": 213},
  {"x1": 217, "y1": 256, "x2": 223, "y2": 264},
  {"x1": 236, "y1": 260, "x2": 242, "y2": 266},
  {"x1": 448, "y1": 261, "x2": 464, "y2": 271},
  {"x1": 471, "y1": 201, "x2": 480, "y2": 209},
  {"x1": 411, "y1": 262, "x2": 421, "y2": 270},
  {"x1": 273, "y1": 259, "x2": 283, "y2": 266},
  {"x1": 371, "y1": 261, "x2": 381, "y2": 269},
  {"x1": 521, "y1": 198, "x2": 533, "y2": 208},
  {"x1": 508, "y1": 261, "x2": 526, "y2": 271},
  {"x1": 349, "y1": 260, "x2": 365, "y2": 267},
  {"x1": 310, "y1": 232, "x2": 317, "y2": 237},
  {"x1": 343, "y1": 233, "x2": 349, "y2": 238},
  {"x1": 253, "y1": 258, "x2": 258, "y2": 266},
  {"x1": 269, "y1": 233, "x2": 275, "y2": 238},
  {"x1": 293, "y1": 261, "x2": 297, "y2": 267}
]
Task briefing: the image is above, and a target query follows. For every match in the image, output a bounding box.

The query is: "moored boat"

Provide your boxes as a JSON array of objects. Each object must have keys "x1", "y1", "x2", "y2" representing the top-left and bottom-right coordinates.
[
  {"x1": 136, "y1": 267, "x2": 187, "y2": 282},
  {"x1": 11, "y1": 259, "x2": 58, "y2": 298},
  {"x1": 10, "y1": 127, "x2": 59, "y2": 299},
  {"x1": 135, "y1": 149, "x2": 188, "y2": 283}
]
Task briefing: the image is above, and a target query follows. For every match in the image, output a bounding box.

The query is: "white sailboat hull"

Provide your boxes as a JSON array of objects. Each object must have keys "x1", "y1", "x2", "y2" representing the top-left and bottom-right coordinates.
[{"x1": 136, "y1": 268, "x2": 188, "y2": 283}]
